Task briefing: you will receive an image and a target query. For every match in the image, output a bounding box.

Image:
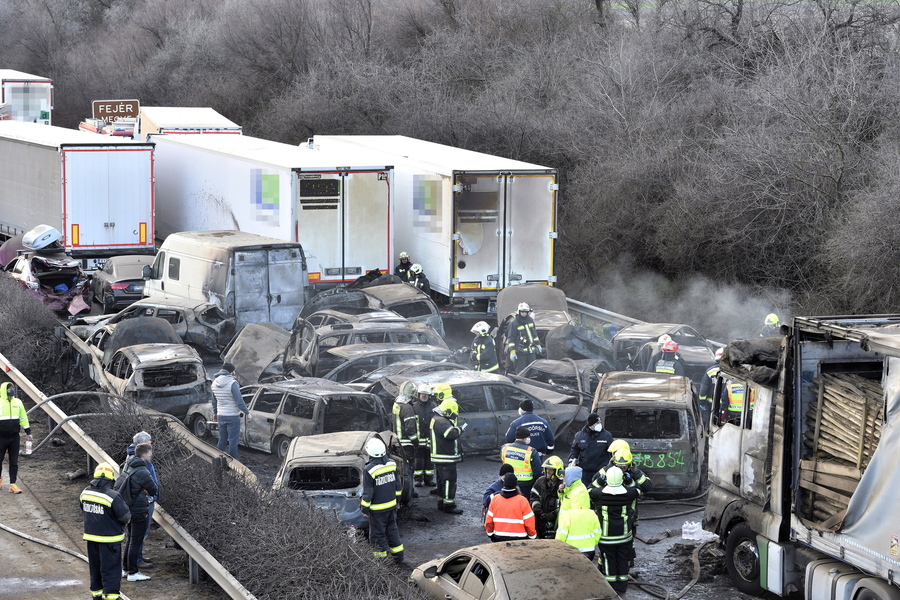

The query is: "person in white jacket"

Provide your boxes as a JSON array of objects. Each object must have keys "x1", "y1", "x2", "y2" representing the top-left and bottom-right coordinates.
[{"x1": 210, "y1": 363, "x2": 251, "y2": 459}]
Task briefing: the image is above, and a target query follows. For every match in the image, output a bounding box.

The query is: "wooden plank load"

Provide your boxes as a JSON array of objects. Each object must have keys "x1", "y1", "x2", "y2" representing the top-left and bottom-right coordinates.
[{"x1": 799, "y1": 373, "x2": 883, "y2": 527}]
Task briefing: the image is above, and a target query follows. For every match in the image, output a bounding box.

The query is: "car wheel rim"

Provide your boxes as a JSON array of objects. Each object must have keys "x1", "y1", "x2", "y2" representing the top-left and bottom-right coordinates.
[
  {"x1": 194, "y1": 419, "x2": 208, "y2": 437},
  {"x1": 734, "y1": 539, "x2": 759, "y2": 581}
]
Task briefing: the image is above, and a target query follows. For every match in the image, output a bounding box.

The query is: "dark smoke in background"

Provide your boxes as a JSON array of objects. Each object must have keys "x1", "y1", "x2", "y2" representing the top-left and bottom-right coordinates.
[{"x1": 567, "y1": 263, "x2": 792, "y2": 345}]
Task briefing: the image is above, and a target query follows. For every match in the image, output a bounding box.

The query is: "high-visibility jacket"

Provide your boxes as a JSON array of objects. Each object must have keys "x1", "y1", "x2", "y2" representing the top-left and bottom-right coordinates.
[
  {"x1": 698, "y1": 365, "x2": 720, "y2": 407},
  {"x1": 430, "y1": 414, "x2": 462, "y2": 464},
  {"x1": 653, "y1": 355, "x2": 684, "y2": 376},
  {"x1": 506, "y1": 315, "x2": 540, "y2": 355},
  {"x1": 556, "y1": 508, "x2": 601, "y2": 553},
  {"x1": 727, "y1": 382, "x2": 752, "y2": 414},
  {"x1": 0, "y1": 382, "x2": 29, "y2": 435},
  {"x1": 559, "y1": 479, "x2": 591, "y2": 512},
  {"x1": 589, "y1": 486, "x2": 641, "y2": 544},
  {"x1": 500, "y1": 441, "x2": 541, "y2": 486},
  {"x1": 414, "y1": 399, "x2": 436, "y2": 448},
  {"x1": 81, "y1": 479, "x2": 131, "y2": 543},
  {"x1": 485, "y1": 493, "x2": 536, "y2": 539},
  {"x1": 392, "y1": 399, "x2": 418, "y2": 446},
  {"x1": 472, "y1": 334, "x2": 499, "y2": 373},
  {"x1": 360, "y1": 456, "x2": 402, "y2": 512}
]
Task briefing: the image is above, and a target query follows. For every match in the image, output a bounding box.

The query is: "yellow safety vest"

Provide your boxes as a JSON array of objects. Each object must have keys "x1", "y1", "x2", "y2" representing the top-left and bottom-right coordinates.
[
  {"x1": 501, "y1": 442, "x2": 535, "y2": 483},
  {"x1": 727, "y1": 382, "x2": 750, "y2": 414},
  {"x1": 556, "y1": 508, "x2": 601, "y2": 553}
]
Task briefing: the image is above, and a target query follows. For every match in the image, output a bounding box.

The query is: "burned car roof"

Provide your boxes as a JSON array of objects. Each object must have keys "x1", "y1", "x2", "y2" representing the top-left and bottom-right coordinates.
[
  {"x1": 117, "y1": 343, "x2": 204, "y2": 365},
  {"x1": 283, "y1": 430, "x2": 387, "y2": 459},
  {"x1": 614, "y1": 322, "x2": 685, "y2": 339},
  {"x1": 596, "y1": 372, "x2": 695, "y2": 406},
  {"x1": 324, "y1": 343, "x2": 451, "y2": 360},
  {"x1": 103, "y1": 317, "x2": 182, "y2": 364}
]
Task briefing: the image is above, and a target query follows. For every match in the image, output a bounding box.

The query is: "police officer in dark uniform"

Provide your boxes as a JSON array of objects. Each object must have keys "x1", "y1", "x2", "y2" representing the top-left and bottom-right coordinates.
[
  {"x1": 81, "y1": 463, "x2": 131, "y2": 600},
  {"x1": 504, "y1": 399, "x2": 554, "y2": 454},
  {"x1": 360, "y1": 436, "x2": 405, "y2": 563}
]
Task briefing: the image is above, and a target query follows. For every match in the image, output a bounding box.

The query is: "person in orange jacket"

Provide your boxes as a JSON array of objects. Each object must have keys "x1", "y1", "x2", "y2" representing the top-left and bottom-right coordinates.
[{"x1": 484, "y1": 473, "x2": 536, "y2": 542}]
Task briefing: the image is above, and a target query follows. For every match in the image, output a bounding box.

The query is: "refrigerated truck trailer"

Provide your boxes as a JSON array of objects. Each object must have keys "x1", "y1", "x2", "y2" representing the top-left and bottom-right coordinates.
[
  {"x1": 151, "y1": 133, "x2": 392, "y2": 289},
  {"x1": 0, "y1": 69, "x2": 52, "y2": 125},
  {"x1": 136, "y1": 106, "x2": 242, "y2": 141},
  {"x1": 309, "y1": 135, "x2": 558, "y2": 317},
  {"x1": 0, "y1": 121, "x2": 154, "y2": 268}
]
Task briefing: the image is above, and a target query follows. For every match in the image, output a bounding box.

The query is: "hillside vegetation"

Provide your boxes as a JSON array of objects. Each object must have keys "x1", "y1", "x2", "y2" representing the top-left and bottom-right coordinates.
[{"x1": 3, "y1": 0, "x2": 899, "y2": 322}]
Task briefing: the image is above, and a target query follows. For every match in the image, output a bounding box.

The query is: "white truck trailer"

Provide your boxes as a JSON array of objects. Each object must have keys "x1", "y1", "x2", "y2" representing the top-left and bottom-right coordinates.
[
  {"x1": 136, "y1": 106, "x2": 242, "y2": 141},
  {"x1": 0, "y1": 70, "x2": 53, "y2": 125},
  {"x1": 152, "y1": 134, "x2": 392, "y2": 289},
  {"x1": 310, "y1": 135, "x2": 558, "y2": 317},
  {"x1": 0, "y1": 121, "x2": 155, "y2": 268}
]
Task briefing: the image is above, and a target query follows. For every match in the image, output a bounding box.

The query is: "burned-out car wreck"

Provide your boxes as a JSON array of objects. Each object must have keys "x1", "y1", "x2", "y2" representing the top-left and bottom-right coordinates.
[
  {"x1": 591, "y1": 371, "x2": 705, "y2": 496},
  {"x1": 272, "y1": 430, "x2": 413, "y2": 530}
]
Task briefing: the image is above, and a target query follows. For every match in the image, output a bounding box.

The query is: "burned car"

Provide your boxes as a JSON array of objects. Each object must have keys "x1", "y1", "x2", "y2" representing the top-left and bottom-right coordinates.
[
  {"x1": 512, "y1": 358, "x2": 614, "y2": 397},
  {"x1": 346, "y1": 359, "x2": 473, "y2": 389},
  {"x1": 186, "y1": 379, "x2": 390, "y2": 459},
  {"x1": 366, "y1": 370, "x2": 587, "y2": 454},
  {"x1": 220, "y1": 322, "x2": 290, "y2": 385},
  {"x1": 320, "y1": 344, "x2": 455, "y2": 384},
  {"x1": 612, "y1": 322, "x2": 716, "y2": 384},
  {"x1": 411, "y1": 539, "x2": 619, "y2": 600},
  {"x1": 283, "y1": 320, "x2": 448, "y2": 378},
  {"x1": 300, "y1": 283, "x2": 445, "y2": 337},
  {"x1": 591, "y1": 371, "x2": 705, "y2": 496},
  {"x1": 272, "y1": 430, "x2": 413, "y2": 530},
  {"x1": 0, "y1": 226, "x2": 90, "y2": 316},
  {"x1": 299, "y1": 307, "x2": 406, "y2": 328},
  {"x1": 90, "y1": 254, "x2": 154, "y2": 313},
  {"x1": 71, "y1": 297, "x2": 235, "y2": 356},
  {"x1": 77, "y1": 316, "x2": 182, "y2": 371}
]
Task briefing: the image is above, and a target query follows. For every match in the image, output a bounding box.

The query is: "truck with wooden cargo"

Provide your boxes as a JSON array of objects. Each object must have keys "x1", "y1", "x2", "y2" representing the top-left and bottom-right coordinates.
[
  {"x1": 136, "y1": 106, "x2": 242, "y2": 141},
  {"x1": 704, "y1": 316, "x2": 900, "y2": 600},
  {"x1": 309, "y1": 135, "x2": 558, "y2": 318},
  {"x1": 151, "y1": 134, "x2": 392, "y2": 290},
  {"x1": 0, "y1": 69, "x2": 52, "y2": 124},
  {"x1": 0, "y1": 121, "x2": 155, "y2": 269}
]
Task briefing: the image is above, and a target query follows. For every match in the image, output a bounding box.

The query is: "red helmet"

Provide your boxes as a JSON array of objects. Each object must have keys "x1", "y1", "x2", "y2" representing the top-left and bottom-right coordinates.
[{"x1": 662, "y1": 340, "x2": 679, "y2": 353}]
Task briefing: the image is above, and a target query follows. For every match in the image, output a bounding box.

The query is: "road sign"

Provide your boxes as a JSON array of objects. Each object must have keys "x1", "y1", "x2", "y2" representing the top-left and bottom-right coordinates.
[{"x1": 92, "y1": 99, "x2": 139, "y2": 124}]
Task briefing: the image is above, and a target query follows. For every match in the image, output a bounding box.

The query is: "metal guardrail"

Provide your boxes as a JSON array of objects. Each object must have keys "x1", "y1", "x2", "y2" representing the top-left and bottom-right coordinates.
[
  {"x1": 0, "y1": 349, "x2": 258, "y2": 600},
  {"x1": 566, "y1": 298, "x2": 642, "y2": 330}
]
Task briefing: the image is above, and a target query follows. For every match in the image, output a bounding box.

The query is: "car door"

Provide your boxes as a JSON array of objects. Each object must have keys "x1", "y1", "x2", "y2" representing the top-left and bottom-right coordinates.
[
  {"x1": 279, "y1": 392, "x2": 317, "y2": 439},
  {"x1": 242, "y1": 388, "x2": 283, "y2": 452},
  {"x1": 154, "y1": 308, "x2": 189, "y2": 342},
  {"x1": 421, "y1": 553, "x2": 474, "y2": 600},
  {"x1": 487, "y1": 384, "x2": 548, "y2": 444},
  {"x1": 453, "y1": 384, "x2": 496, "y2": 453}
]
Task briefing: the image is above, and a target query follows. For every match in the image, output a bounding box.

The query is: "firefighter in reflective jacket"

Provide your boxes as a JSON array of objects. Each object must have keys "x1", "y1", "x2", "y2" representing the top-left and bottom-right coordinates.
[
  {"x1": 652, "y1": 340, "x2": 685, "y2": 376},
  {"x1": 724, "y1": 380, "x2": 751, "y2": 423},
  {"x1": 0, "y1": 382, "x2": 31, "y2": 494},
  {"x1": 392, "y1": 381, "x2": 419, "y2": 468},
  {"x1": 470, "y1": 321, "x2": 499, "y2": 373},
  {"x1": 394, "y1": 251, "x2": 412, "y2": 282},
  {"x1": 698, "y1": 348, "x2": 724, "y2": 424},
  {"x1": 430, "y1": 385, "x2": 465, "y2": 514},
  {"x1": 360, "y1": 437, "x2": 405, "y2": 563},
  {"x1": 413, "y1": 384, "x2": 436, "y2": 487},
  {"x1": 81, "y1": 463, "x2": 131, "y2": 600},
  {"x1": 500, "y1": 426, "x2": 542, "y2": 499},
  {"x1": 589, "y1": 466, "x2": 641, "y2": 594},
  {"x1": 506, "y1": 303, "x2": 542, "y2": 374}
]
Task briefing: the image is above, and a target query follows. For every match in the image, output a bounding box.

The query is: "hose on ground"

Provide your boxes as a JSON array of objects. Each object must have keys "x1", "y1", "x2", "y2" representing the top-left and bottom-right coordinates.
[
  {"x1": 640, "y1": 506, "x2": 704, "y2": 520},
  {"x1": 629, "y1": 539, "x2": 712, "y2": 600},
  {"x1": 0, "y1": 519, "x2": 133, "y2": 600}
]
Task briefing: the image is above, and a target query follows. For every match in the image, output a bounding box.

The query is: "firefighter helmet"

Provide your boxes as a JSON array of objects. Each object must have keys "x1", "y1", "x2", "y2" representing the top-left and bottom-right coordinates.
[
  {"x1": 608, "y1": 439, "x2": 631, "y2": 456},
  {"x1": 399, "y1": 251, "x2": 410, "y2": 260},
  {"x1": 541, "y1": 455, "x2": 565, "y2": 479},
  {"x1": 715, "y1": 347, "x2": 724, "y2": 361},
  {"x1": 662, "y1": 340, "x2": 679, "y2": 353},
  {"x1": 93, "y1": 463, "x2": 116, "y2": 481},
  {"x1": 410, "y1": 263, "x2": 423, "y2": 274},
  {"x1": 470, "y1": 321, "x2": 490, "y2": 335},
  {"x1": 417, "y1": 383, "x2": 433, "y2": 396},
  {"x1": 765, "y1": 313, "x2": 780, "y2": 326},
  {"x1": 517, "y1": 302, "x2": 531, "y2": 312},
  {"x1": 614, "y1": 449, "x2": 633, "y2": 467},
  {"x1": 399, "y1": 380, "x2": 418, "y2": 399},
  {"x1": 433, "y1": 382, "x2": 453, "y2": 402},
  {"x1": 438, "y1": 398, "x2": 459, "y2": 417},
  {"x1": 606, "y1": 466, "x2": 625, "y2": 487},
  {"x1": 364, "y1": 437, "x2": 386, "y2": 458}
]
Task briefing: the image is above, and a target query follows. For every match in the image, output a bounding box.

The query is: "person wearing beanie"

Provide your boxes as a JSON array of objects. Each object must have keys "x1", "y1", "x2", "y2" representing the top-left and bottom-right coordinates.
[
  {"x1": 503, "y1": 398, "x2": 554, "y2": 454},
  {"x1": 210, "y1": 362, "x2": 251, "y2": 459},
  {"x1": 484, "y1": 473, "x2": 536, "y2": 542},
  {"x1": 589, "y1": 466, "x2": 641, "y2": 594},
  {"x1": 499, "y1": 426, "x2": 542, "y2": 498},
  {"x1": 567, "y1": 413, "x2": 613, "y2": 486},
  {"x1": 559, "y1": 466, "x2": 591, "y2": 512},
  {"x1": 482, "y1": 463, "x2": 518, "y2": 521}
]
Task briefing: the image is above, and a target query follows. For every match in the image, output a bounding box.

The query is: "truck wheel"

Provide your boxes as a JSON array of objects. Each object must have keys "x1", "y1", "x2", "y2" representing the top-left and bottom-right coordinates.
[
  {"x1": 191, "y1": 416, "x2": 210, "y2": 439},
  {"x1": 275, "y1": 436, "x2": 292, "y2": 461},
  {"x1": 725, "y1": 522, "x2": 764, "y2": 596}
]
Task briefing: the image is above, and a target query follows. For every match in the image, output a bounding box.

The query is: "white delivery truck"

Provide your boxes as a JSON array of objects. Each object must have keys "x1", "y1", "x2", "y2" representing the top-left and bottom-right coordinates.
[
  {"x1": 136, "y1": 106, "x2": 242, "y2": 141},
  {"x1": 0, "y1": 121, "x2": 155, "y2": 268},
  {"x1": 142, "y1": 230, "x2": 309, "y2": 330},
  {"x1": 152, "y1": 134, "x2": 392, "y2": 289},
  {"x1": 310, "y1": 135, "x2": 558, "y2": 317},
  {"x1": 0, "y1": 70, "x2": 53, "y2": 125}
]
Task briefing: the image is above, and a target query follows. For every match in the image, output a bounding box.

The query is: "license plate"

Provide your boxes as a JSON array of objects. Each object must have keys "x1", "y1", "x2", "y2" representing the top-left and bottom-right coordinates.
[{"x1": 133, "y1": 285, "x2": 144, "y2": 292}]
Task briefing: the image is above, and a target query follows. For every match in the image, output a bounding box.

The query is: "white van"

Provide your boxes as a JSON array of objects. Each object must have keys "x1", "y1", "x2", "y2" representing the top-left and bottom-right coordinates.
[{"x1": 143, "y1": 231, "x2": 309, "y2": 330}]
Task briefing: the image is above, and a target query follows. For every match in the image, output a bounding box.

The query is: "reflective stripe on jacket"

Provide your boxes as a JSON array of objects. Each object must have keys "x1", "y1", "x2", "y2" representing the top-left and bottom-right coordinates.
[
  {"x1": 392, "y1": 400, "x2": 418, "y2": 445},
  {"x1": 556, "y1": 508, "x2": 601, "y2": 553},
  {"x1": 727, "y1": 382, "x2": 747, "y2": 413},
  {"x1": 361, "y1": 456, "x2": 401, "y2": 511},
  {"x1": 81, "y1": 481, "x2": 130, "y2": 543},
  {"x1": 506, "y1": 316, "x2": 539, "y2": 353},
  {"x1": 0, "y1": 383, "x2": 29, "y2": 434},
  {"x1": 472, "y1": 334, "x2": 499, "y2": 372},
  {"x1": 485, "y1": 493, "x2": 536, "y2": 539},
  {"x1": 430, "y1": 415, "x2": 462, "y2": 463},
  {"x1": 500, "y1": 441, "x2": 539, "y2": 484}
]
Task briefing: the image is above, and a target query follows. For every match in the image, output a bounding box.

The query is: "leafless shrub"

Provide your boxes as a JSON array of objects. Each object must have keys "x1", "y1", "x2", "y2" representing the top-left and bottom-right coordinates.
[{"x1": 0, "y1": 279, "x2": 64, "y2": 384}]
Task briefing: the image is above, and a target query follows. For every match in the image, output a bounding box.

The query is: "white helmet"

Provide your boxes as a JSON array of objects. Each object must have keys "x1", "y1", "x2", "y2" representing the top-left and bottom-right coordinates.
[
  {"x1": 470, "y1": 321, "x2": 490, "y2": 335},
  {"x1": 715, "y1": 347, "x2": 724, "y2": 361},
  {"x1": 410, "y1": 263, "x2": 423, "y2": 274},
  {"x1": 517, "y1": 302, "x2": 531, "y2": 312},
  {"x1": 364, "y1": 437, "x2": 386, "y2": 458},
  {"x1": 399, "y1": 251, "x2": 410, "y2": 260}
]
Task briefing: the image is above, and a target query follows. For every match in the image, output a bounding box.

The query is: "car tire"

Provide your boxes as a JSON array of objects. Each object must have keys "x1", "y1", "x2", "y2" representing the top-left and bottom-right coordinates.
[
  {"x1": 101, "y1": 293, "x2": 115, "y2": 314},
  {"x1": 275, "y1": 435, "x2": 291, "y2": 461},
  {"x1": 191, "y1": 415, "x2": 210, "y2": 439},
  {"x1": 400, "y1": 462, "x2": 414, "y2": 506},
  {"x1": 725, "y1": 522, "x2": 764, "y2": 596}
]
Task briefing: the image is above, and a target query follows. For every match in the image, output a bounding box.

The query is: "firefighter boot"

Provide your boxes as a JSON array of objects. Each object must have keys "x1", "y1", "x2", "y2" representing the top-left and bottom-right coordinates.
[{"x1": 443, "y1": 504, "x2": 463, "y2": 515}]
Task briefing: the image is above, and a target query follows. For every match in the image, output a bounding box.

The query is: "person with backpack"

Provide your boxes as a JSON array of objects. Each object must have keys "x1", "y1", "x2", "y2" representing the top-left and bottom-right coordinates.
[{"x1": 115, "y1": 442, "x2": 158, "y2": 582}]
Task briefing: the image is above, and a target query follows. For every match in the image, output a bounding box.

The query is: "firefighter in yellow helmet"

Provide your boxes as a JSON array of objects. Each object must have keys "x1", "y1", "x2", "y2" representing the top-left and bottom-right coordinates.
[
  {"x1": 530, "y1": 455, "x2": 565, "y2": 538},
  {"x1": 81, "y1": 463, "x2": 131, "y2": 600},
  {"x1": 761, "y1": 313, "x2": 780, "y2": 337},
  {"x1": 429, "y1": 384, "x2": 466, "y2": 514}
]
